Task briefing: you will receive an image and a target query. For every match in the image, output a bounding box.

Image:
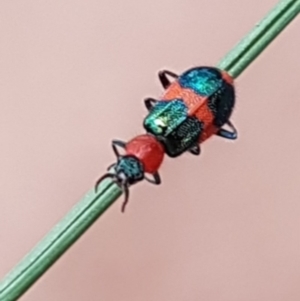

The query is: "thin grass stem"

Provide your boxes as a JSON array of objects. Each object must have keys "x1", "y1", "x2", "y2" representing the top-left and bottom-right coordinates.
[{"x1": 0, "y1": 1, "x2": 299, "y2": 300}]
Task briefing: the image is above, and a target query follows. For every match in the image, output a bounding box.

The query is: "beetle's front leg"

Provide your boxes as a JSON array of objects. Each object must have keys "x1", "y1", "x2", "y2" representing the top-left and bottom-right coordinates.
[{"x1": 112, "y1": 140, "x2": 126, "y2": 158}]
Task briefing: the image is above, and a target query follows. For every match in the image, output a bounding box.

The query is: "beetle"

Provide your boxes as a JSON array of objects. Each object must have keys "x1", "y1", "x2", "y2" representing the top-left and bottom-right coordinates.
[
  {"x1": 143, "y1": 66, "x2": 237, "y2": 157},
  {"x1": 95, "y1": 134, "x2": 164, "y2": 212}
]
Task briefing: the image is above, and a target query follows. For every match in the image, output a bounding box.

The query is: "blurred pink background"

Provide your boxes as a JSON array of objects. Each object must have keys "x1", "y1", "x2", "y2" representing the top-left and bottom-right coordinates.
[{"x1": 0, "y1": 0, "x2": 300, "y2": 300}]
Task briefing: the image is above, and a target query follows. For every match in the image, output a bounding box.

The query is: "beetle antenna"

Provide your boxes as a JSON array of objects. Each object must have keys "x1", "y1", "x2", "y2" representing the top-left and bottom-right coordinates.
[
  {"x1": 121, "y1": 186, "x2": 130, "y2": 213},
  {"x1": 95, "y1": 173, "x2": 116, "y2": 192}
]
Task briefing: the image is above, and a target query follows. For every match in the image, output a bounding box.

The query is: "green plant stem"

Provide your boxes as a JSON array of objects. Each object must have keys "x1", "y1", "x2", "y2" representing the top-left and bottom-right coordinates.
[
  {"x1": 0, "y1": 180, "x2": 122, "y2": 301},
  {"x1": 218, "y1": 0, "x2": 300, "y2": 78},
  {"x1": 0, "y1": 1, "x2": 299, "y2": 300}
]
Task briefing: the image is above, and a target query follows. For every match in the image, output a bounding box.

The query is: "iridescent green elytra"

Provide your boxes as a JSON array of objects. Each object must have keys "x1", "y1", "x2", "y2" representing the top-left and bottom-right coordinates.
[
  {"x1": 143, "y1": 99, "x2": 203, "y2": 157},
  {"x1": 143, "y1": 67, "x2": 237, "y2": 158}
]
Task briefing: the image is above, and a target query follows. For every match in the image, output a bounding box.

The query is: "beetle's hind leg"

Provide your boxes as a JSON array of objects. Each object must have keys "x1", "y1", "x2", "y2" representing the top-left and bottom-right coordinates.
[
  {"x1": 158, "y1": 70, "x2": 178, "y2": 89},
  {"x1": 216, "y1": 120, "x2": 238, "y2": 140},
  {"x1": 189, "y1": 144, "x2": 201, "y2": 156}
]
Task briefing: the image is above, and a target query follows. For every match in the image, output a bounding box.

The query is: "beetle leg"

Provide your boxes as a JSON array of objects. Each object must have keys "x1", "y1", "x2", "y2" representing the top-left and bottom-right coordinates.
[
  {"x1": 158, "y1": 70, "x2": 178, "y2": 89},
  {"x1": 112, "y1": 140, "x2": 126, "y2": 157},
  {"x1": 216, "y1": 120, "x2": 238, "y2": 140},
  {"x1": 144, "y1": 172, "x2": 161, "y2": 185},
  {"x1": 144, "y1": 98, "x2": 157, "y2": 111},
  {"x1": 189, "y1": 144, "x2": 201, "y2": 156}
]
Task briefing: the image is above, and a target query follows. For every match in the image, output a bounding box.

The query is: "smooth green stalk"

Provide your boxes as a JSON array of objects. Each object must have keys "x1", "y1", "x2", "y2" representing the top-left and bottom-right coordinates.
[
  {"x1": 218, "y1": 0, "x2": 300, "y2": 78},
  {"x1": 0, "y1": 179, "x2": 122, "y2": 301},
  {"x1": 0, "y1": 1, "x2": 299, "y2": 300}
]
